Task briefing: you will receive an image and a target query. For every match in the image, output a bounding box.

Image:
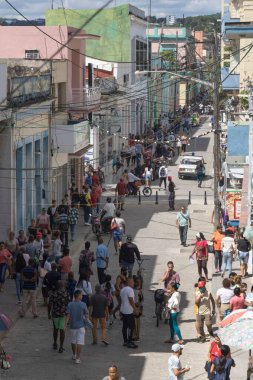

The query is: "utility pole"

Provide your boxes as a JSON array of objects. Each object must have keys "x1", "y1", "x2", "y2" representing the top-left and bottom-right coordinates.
[
  {"x1": 174, "y1": 31, "x2": 179, "y2": 116},
  {"x1": 213, "y1": 31, "x2": 221, "y2": 227}
]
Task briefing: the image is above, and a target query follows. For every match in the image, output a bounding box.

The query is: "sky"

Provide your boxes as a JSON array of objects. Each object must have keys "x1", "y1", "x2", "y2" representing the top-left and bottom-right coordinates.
[{"x1": 0, "y1": 0, "x2": 220, "y2": 19}]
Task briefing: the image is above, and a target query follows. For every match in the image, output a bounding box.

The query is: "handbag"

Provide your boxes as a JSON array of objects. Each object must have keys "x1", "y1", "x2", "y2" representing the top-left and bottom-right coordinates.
[
  {"x1": 204, "y1": 360, "x2": 211, "y2": 372},
  {"x1": 83, "y1": 317, "x2": 93, "y2": 329},
  {"x1": 111, "y1": 218, "x2": 118, "y2": 231}
]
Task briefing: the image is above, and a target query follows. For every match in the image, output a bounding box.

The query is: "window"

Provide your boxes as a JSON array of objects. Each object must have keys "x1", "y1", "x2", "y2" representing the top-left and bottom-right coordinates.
[
  {"x1": 136, "y1": 39, "x2": 151, "y2": 71},
  {"x1": 25, "y1": 50, "x2": 40, "y2": 59}
]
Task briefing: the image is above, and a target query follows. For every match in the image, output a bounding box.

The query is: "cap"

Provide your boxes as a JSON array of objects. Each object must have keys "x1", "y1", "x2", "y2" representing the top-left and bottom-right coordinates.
[
  {"x1": 196, "y1": 232, "x2": 201, "y2": 238},
  {"x1": 171, "y1": 343, "x2": 184, "y2": 352},
  {"x1": 198, "y1": 281, "x2": 206, "y2": 288}
]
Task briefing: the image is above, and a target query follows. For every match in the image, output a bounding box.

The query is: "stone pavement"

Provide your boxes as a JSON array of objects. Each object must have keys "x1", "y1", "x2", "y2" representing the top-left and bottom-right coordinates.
[{"x1": 0, "y1": 120, "x2": 249, "y2": 379}]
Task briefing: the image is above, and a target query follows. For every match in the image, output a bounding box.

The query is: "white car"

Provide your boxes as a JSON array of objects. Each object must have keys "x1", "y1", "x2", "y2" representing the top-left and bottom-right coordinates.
[{"x1": 178, "y1": 154, "x2": 206, "y2": 179}]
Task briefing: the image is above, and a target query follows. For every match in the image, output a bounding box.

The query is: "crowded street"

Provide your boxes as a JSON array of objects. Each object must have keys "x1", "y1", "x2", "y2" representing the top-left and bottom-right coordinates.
[{"x1": 0, "y1": 119, "x2": 249, "y2": 379}]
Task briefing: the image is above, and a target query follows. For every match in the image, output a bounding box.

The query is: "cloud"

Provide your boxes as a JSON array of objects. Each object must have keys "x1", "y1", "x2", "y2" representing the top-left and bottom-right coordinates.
[{"x1": 0, "y1": 0, "x2": 220, "y2": 19}]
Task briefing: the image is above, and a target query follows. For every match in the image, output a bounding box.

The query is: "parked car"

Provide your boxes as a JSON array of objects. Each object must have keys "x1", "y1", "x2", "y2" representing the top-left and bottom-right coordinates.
[{"x1": 178, "y1": 154, "x2": 206, "y2": 179}]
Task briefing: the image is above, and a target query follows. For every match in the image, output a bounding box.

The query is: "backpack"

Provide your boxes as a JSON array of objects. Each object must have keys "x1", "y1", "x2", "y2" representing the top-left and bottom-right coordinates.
[
  {"x1": 160, "y1": 167, "x2": 166, "y2": 177},
  {"x1": 79, "y1": 251, "x2": 90, "y2": 268}
]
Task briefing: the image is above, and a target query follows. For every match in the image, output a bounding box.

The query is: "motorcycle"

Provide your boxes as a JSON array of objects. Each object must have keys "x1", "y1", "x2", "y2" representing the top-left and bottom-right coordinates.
[{"x1": 91, "y1": 214, "x2": 113, "y2": 236}]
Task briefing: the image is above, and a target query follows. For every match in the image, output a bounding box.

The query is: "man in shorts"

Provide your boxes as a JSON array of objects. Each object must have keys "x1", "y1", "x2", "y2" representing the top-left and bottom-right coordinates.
[
  {"x1": 65, "y1": 289, "x2": 88, "y2": 364},
  {"x1": 48, "y1": 280, "x2": 68, "y2": 353},
  {"x1": 111, "y1": 210, "x2": 126, "y2": 255}
]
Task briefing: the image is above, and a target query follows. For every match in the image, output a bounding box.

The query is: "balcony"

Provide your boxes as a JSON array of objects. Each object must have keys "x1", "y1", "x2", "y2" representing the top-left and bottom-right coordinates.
[
  {"x1": 69, "y1": 87, "x2": 101, "y2": 113},
  {"x1": 54, "y1": 120, "x2": 90, "y2": 155}
]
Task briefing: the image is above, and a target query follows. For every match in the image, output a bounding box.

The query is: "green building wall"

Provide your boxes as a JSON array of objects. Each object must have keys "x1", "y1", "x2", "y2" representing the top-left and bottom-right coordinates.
[{"x1": 45, "y1": 5, "x2": 131, "y2": 62}]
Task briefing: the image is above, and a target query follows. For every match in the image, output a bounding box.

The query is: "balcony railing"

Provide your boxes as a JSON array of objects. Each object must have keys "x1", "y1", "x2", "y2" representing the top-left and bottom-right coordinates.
[{"x1": 70, "y1": 87, "x2": 101, "y2": 110}]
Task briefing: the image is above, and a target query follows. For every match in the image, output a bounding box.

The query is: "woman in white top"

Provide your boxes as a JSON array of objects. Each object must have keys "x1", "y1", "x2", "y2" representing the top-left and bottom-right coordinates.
[
  {"x1": 75, "y1": 272, "x2": 92, "y2": 307},
  {"x1": 165, "y1": 283, "x2": 183, "y2": 344}
]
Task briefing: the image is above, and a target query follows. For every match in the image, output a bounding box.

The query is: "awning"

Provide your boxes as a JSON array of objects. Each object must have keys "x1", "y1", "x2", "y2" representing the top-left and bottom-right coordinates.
[{"x1": 69, "y1": 144, "x2": 93, "y2": 159}]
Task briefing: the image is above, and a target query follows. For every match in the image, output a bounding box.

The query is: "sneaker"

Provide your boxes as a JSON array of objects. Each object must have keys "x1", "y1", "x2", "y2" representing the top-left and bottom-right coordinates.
[
  {"x1": 215, "y1": 269, "x2": 219, "y2": 273},
  {"x1": 75, "y1": 358, "x2": 81, "y2": 364},
  {"x1": 102, "y1": 340, "x2": 109, "y2": 346},
  {"x1": 84, "y1": 223, "x2": 91, "y2": 226},
  {"x1": 127, "y1": 342, "x2": 138, "y2": 349},
  {"x1": 72, "y1": 355, "x2": 76, "y2": 360},
  {"x1": 122, "y1": 342, "x2": 128, "y2": 347},
  {"x1": 221, "y1": 272, "x2": 225, "y2": 278},
  {"x1": 53, "y1": 343, "x2": 58, "y2": 350}
]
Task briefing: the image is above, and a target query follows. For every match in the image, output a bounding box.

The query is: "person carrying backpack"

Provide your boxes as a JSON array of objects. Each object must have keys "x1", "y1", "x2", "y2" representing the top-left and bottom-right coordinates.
[
  {"x1": 158, "y1": 164, "x2": 168, "y2": 190},
  {"x1": 79, "y1": 241, "x2": 95, "y2": 280}
]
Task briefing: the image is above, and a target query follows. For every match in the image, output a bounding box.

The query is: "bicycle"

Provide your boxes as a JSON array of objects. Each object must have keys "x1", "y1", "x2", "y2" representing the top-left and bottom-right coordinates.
[{"x1": 154, "y1": 289, "x2": 167, "y2": 327}]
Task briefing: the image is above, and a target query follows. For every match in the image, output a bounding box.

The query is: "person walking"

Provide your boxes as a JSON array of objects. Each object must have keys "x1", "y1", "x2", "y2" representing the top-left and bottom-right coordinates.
[
  {"x1": 79, "y1": 241, "x2": 95, "y2": 280},
  {"x1": 82, "y1": 188, "x2": 92, "y2": 226},
  {"x1": 58, "y1": 207, "x2": 69, "y2": 247},
  {"x1": 215, "y1": 278, "x2": 234, "y2": 321},
  {"x1": 210, "y1": 345, "x2": 235, "y2": 380},
  {"x1": 120, "y1": 277, "x2": 138, "y2": 349},
  {"x1": 20, "y1": 258, "x2": 38, "y2": 318},
  {"x1": 212, "y1": 226, "x2": 224, "y2": 273},
  {"x1": 221, "y1": 230, "x2": 236, "y2": 277},
  {"x1": 158, "y1": 164, "x2": 168, "y2": 190},
  {"x1": 102, "y1": 365, "x2": 126, "y2": 380},
  {"x1": 190, "y1": 233, "x2": 209, "y2": 281},
  {"x1": 14, "y1": 251, "x2": 26, "y2": 304},
  {"x1": 237, "y1": 233, "x2": 251, "y2": 278},
  {"x1": 229, "y1": 287, "x2": 245, "y2": 312},
  {"x1": 68, "y1": 203, "x2": 79, "y2": 241},
  {"x1": 115, "y1": 178, "x2": 127, "y2": 211},
  {"x1": 168, "y1": 344, "x2": 190, "y2": 379},
  {"x1": 96, "y1": 237, "x2": 109, "y2": 284},
  {"x1": 164, "y1": 283, "x2": 183, "y2": 345},
  {"x1": 206, "y1": 334, "x2": 222, "y2": 379},
  {"x1": 90, "y1": 284, "x2": 109, "y2": 345},
  {"x1": 111, "y1": 210, "x2": 126, "y2": 255},
  {"x1": 176, "y1": 206, "x2": 191, "y2": 247},
  {"x1": 0, "y1": 242, "x2": 12, "y2": 292},
  {"x1": 119, "y1": 235, "x2": 141, "y2": 277},
  {"x1": 168, "y1": 176, "x2": 176, "y2": 210},
  {"x1": 161, "y1": 261, "x2": 180, "y2": 289},
  {"x1": 58, "y1": 247, "x2": 72, "y2": 282},
  {"x1": 195, "y1": 280, "x2": 215, "y2": 343},
  {"x1": 196, "y1": 162, "x2": 205, "y2": 188},
  {"x1": 113, "y1": 267, "x2": 127, "y2": 319},
  {"x1": 48, "y1": 280, "x2": 68, "y2": 353},
  {"x1": 65, "y1": 289, "x2": 89, "y2": 364}
]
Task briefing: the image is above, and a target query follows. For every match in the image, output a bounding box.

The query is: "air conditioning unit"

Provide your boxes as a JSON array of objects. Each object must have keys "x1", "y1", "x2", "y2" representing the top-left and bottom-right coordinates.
[{"x1": 25, "y1": 50, "x2": 40, "y2": 59}]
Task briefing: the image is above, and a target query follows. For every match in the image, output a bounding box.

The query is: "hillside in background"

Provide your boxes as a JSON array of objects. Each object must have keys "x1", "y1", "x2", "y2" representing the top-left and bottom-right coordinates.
[{"x1": 148, "y1": 13, "x2": 221, "y2": 32}]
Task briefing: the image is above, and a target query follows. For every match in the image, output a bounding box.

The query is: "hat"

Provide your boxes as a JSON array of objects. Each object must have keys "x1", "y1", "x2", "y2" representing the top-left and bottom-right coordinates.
[
  {"x1": 171, "y1": 343, "x2": 184, "y2": 352},
  {"x1": 36, "y1": 232, "x2": 42, "y2": 237},
  {"x1": 198, "y1": 281, "x2": 206, "y2": 288},
  {"x1": 196, "y1": 232, "x2": 201, "y2": 238}
]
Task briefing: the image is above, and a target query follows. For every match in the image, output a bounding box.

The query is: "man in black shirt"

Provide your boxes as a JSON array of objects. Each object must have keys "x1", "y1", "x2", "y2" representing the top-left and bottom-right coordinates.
[
  {"x1": 119, "y1": 236, "x2": 141, "y2": 276},
  {"x1": 237, "y1": 234, "x2": 251, "y2": 278}
]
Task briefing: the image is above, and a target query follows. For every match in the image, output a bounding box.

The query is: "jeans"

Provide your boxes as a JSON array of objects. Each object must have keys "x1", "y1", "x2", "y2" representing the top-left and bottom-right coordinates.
[
  {"x1": 169, "y1": 312, "x2": 182, "y2": 340},
  {"x1": 0, "y1": 263, "x2": 7, "y2": 283},
  {"x1": 221, "y1": 251, "x2": 232, "y2": 275},
  {"x1": 83, "y1": 206, "x2": 91, "y2": 224},
  {"x1": 69, "y1": 224, "x2": 76, "y2": 240},
  {"x1": 15, "y1": 272, "x2": 23, "y2": 301},
  {"x1": 214, "y1": 250, "x2": 222, "y2": 270},
  {"x1": 122, "y1": 313, "x2": 135, "y2": 343},
  {"x1": 197, "y1": 173, "x2": 204, "y2": 186},
  {"x1": 97, "y1": 267, "x2": 106, "y2": 284},
  {"x1": 60, "y1": 230, "x2": 68, "y2": 247},
  {"x1": 159, "y1": 177, "x2": 167, "y2": 189},
  {"x1": 179, "y1": 225, "x2": 188, "y2": 244},
  {"x1": 120, "y1": 260, "x2": 134, "y2": 277}
]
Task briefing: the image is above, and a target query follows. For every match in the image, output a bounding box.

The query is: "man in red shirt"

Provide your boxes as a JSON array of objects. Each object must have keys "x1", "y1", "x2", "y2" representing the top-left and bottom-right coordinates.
[{"x1": 115, "y1": 178, "x2": 127, "y2": 211}]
